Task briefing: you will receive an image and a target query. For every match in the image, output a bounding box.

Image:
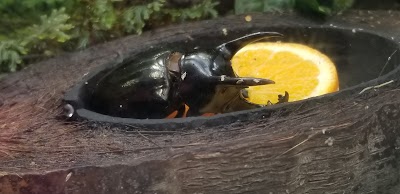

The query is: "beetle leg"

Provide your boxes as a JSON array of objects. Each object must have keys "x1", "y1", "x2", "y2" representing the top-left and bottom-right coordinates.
[
  {"x1": 175, "y1": 104, "x2": 187, "y2": 118},
  {"x1": 241, "y1": 90, "x2": 289, "y2": 106},
  {"x1": 186, "y1": 107, "x2": 201, "y2": 117},
  {"x1": 277, "y1": 91, "x2": 289, "y2": 103}
]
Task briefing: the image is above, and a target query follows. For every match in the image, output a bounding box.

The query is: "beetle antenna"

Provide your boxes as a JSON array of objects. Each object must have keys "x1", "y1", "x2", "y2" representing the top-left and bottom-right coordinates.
[{"x1": 216, "y1": 32, "x2": 283, "y2": 59}]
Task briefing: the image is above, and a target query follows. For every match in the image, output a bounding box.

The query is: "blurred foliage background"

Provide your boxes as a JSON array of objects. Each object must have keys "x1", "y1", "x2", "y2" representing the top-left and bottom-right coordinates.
[
  {"x1": 0, "y1": 0, "x2": 397, "y2": 73},
  {"x1": 235, "y1": 0, "x2": 354, "y2": 15},
  {"x1": 0, "y1": 0, "x2": 218, "y2": 72}
]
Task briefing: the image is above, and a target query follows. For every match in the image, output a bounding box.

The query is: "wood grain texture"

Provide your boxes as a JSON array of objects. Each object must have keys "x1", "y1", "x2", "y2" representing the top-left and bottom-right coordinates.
[{"x1": 0, "y1": 10, "x2": 400, "y2": 194}]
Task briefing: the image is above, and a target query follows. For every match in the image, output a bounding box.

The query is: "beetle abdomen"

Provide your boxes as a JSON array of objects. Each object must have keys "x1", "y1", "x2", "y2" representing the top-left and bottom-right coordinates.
[{"x1": 90, "y1": 52, "x2": 175, "y2": 119}]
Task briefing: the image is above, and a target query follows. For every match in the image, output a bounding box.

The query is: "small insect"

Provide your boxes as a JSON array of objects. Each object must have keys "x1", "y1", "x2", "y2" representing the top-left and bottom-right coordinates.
[{"x1": 90, "y1": 32, "x2": 288, "y2": 119}]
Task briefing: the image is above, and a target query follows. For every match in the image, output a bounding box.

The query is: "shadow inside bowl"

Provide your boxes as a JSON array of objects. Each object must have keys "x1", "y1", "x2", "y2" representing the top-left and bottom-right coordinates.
[{"x1": 64, "y1": 26, "x2": 400, "y2": 129}]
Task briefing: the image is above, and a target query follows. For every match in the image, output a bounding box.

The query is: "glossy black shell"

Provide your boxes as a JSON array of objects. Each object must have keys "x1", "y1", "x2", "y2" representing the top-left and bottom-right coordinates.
[
  {"x1": 178, "y1": 50, "x2": 259, "y2": 115},
  {"x1": 90, "y1": 51, "x2": 182, "y2": 119},
  {"x1": 176, "y1": 32, "x2": 281, "y2": 115},
  {"x1": 90, "y1": 32, "x2": 280, "y2": 119}
]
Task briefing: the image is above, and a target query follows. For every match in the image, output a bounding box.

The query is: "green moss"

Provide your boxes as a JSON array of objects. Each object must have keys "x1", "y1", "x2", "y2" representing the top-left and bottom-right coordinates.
[{"x1": 0, "y1": 0, "x2": 219, "y2": 73}]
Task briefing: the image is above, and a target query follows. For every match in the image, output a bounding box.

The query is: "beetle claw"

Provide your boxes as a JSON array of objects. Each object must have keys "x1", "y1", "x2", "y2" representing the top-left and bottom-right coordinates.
[
  {"x1": 240, "y1": 89, "x2": 249, "y2": 98},
  {"x1": 277, "y1": 91, "x2": 289, "y2": 103}
]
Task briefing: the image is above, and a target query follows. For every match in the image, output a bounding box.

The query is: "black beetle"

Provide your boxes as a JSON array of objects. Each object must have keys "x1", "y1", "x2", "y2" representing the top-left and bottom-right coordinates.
[{"x1": 90, "y1": 32, "x2": 288, "y2": 119}]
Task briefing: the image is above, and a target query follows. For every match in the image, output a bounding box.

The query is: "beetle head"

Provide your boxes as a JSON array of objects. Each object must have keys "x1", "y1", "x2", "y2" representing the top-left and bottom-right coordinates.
[{"x1": 169, "y1": 32, "x2": 282, "y2": 115}]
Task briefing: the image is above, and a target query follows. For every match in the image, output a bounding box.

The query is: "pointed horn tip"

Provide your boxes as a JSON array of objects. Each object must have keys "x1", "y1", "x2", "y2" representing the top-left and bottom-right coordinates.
[
  {"x1": 238, "y1": 78, "x2": 275, "y2": 86},
  {"x1": 253, "y1": 31, "x2": 283, "y2": 37},
  {"x1": 256, "y1": 78, "x2": 275, "y2": 85}
]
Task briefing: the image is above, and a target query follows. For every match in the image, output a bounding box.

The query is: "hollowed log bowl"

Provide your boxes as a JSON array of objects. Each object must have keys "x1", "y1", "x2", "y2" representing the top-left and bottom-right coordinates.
[{"x1": 1, "y1": 10, "x2": 400, "y2": 194}]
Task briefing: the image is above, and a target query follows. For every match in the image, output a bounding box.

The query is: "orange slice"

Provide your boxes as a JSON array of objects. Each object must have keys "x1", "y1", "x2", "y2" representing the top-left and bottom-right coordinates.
[{"x1": 231, "y1": 42, "x2": 339, "y2": 104}]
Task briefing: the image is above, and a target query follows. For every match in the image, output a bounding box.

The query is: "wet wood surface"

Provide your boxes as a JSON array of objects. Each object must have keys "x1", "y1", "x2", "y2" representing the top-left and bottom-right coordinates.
[{"x1": 1, "y1": 10, "x2": 400, "y2": 194}]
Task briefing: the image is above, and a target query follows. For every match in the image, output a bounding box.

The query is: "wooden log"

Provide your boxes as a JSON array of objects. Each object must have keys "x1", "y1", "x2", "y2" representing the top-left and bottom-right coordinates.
[{"x1": 1, "y1": 10, "x2": 400, "y2": 194}]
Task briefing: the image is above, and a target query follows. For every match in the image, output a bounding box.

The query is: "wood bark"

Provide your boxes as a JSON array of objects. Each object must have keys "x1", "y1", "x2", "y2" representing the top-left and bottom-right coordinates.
[{"x1": 1, "y1": 11, "x2": 400, "y2": 194}]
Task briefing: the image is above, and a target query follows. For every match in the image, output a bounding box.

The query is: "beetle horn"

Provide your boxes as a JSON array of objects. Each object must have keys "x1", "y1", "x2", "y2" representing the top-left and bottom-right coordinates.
[
  {"x1": 216, "y1": 32, "x2": 283, "y2": 59},
  {"x1": 207, "y1": 75, "x2": 275, "y2": 86}
]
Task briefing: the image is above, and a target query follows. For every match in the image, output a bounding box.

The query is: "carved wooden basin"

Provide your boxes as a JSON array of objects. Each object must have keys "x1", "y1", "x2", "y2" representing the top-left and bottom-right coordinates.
[
  {"x1": 64, "y1": 20, "x2": 400, "y2": 130},
  {"x1": 1, "y1": 11, "x2": 400, "y2": 194}
]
